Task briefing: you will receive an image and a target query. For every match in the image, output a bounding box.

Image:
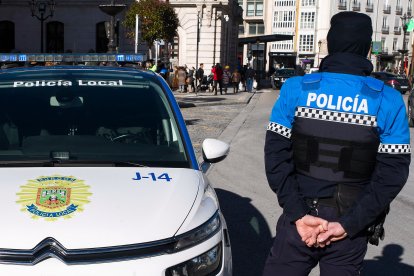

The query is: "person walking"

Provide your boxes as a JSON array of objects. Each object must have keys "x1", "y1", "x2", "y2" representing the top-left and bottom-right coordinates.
[
  {"x1": 231, "y1": 69, "x2": 241, "y2": 93},
  {"x1": 245, "y1": 66, "x2": 255, "y2": 92},
  {"x1": 212, "y1": 63, "x2": 223, "y2": 95},
  {"x1": 177, "y1": 66, "x2": 187, "y2": 93},
  {"x1": 196, "y1": 63, "x2": 204, "y2": 92},
  {"x1": 263, "y1": 12, "x2": 410, "y2": 276},
  {"x1": 222, "y1": 65, "x2": 232, "y2": 94}
]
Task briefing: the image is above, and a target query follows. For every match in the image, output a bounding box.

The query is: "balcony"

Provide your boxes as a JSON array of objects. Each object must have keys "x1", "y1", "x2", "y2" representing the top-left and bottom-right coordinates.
[
  {"x1": 382, "y1": 47, "x2": 389, "y2": 54},
  {"x1": 366, "y1": 3, "x2": 374, "y2": 12},
  {"x1": 381, "y1": 25, "x2": 389, "y2": 34},
  {"x1": 383, "y1": 4, "x2": 391, "y2": 14},
  {"x1": 394, "y1": 26, "x2": 401, "y2": 35},
  {"x1": 396, "y1": 5, "x2": 403, "y2": 15},
  {"x1": 352, "y1": 2, "x2": 361, "y2": 11},
  {"x1": 338, "y1": 1, "x2": 347, "y2": 10}
]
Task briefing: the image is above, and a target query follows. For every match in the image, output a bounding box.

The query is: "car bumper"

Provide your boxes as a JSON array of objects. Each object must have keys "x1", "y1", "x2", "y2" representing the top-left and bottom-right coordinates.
[{"x1": 0, "y1": 225, "x2": 232, "y2": 276}]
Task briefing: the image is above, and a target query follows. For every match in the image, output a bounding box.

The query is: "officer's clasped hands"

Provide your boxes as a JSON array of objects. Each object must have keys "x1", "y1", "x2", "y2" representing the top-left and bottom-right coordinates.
[{"x1": 295, "y1": 216, "x2": 347, "y2": 248}]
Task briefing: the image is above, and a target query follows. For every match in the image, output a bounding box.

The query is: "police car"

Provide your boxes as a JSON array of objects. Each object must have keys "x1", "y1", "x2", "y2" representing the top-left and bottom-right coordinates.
[{"x1": 0, "y1": 54, "x2": 232, "y2": 276}]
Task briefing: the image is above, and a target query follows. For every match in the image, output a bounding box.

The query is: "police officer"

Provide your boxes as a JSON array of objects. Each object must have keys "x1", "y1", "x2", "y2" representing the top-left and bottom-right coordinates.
[{"x1": 263, "y1": 12, "x2": 411, "y2": 275}]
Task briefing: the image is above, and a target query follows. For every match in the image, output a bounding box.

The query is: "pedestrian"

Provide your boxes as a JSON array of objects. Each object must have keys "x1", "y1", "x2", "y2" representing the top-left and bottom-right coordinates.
[
  {"x1": 196, "y1": 63, "x2": 204, "y2": 91},
  {"x1": 212, "y1": 63, "x2": 223, "y2": 95},
  {"x1": 231, "y1": 69, "x2": 241, "y2": 93},
  {"x1": 263, "y1": 11, "x2": 410, "y2": 276},
  {"x1": 245, "y1": 66, "x2": 255, "y2": 92},
  {"x1": 177, "y1": 66, "x2": 187, "y2": 93},
  {"x1": 187, "y1": 67, "x2": 196, "y2": 93},
  {"x1": 222, "y1": 65, "x2": 232, "y2": 94}
]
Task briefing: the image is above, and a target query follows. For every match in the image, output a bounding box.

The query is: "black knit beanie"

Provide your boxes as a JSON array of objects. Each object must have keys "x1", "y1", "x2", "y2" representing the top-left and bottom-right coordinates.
[{"x1": 327, "y1": 12, "x2": 373, "y2": 57}]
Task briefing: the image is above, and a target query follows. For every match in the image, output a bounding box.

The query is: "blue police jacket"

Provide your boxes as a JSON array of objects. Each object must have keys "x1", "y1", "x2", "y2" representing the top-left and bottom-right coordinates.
[{"x1": 265, "y1": 63, "x2": 411, "y2": 237}]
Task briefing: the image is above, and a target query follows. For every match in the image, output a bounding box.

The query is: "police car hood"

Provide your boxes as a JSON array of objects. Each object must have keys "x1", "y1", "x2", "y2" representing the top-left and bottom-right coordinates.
[{"x1": 0, "y1": 167, "x2": 202, "y2": 249}]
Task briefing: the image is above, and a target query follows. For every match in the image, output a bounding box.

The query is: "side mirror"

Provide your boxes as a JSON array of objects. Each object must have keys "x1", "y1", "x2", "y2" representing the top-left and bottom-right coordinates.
[{"x1": 202, "y1": 138, "x2": 230, "y2": 163}]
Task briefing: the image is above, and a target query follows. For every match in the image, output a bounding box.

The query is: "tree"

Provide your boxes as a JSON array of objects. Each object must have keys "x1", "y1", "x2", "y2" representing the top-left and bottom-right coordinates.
[{"x1": 123, "y1": 0, "x2": 179, "y2": 47}]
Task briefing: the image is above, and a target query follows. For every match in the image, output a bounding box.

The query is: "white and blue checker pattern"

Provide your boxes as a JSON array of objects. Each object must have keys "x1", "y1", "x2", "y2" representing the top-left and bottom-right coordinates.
[
  {"x1": 295, "y1": 107, "x2": 377, "y2": 127},
  {"x1": 267, "y1": 122, "x2": 292, "y2": 139},
  {"x1": 378, "y1": 144, "x2": 411, "y2": 154}
]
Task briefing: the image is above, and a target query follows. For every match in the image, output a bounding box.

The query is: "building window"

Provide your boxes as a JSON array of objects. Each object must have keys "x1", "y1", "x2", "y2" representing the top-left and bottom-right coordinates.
[
  {"x1": 300, "y1": 12, "x2": 315, "y2": 29},
  {"x1": 381, "y1": 37, "x2": 387, "y2": 53},
  {"x1": 299, "y1": 34, "x2": 314, "y2": 52},
  {"x1": 393, "y1": 38, "x2": 398, "y2": 51},
  {"x1": 239, "y1": 24, "x2": 245, "y2": 35},
  {"x1": 247, "y1": 0, "x2": 263, "y2": 16},
  {"x1": 273, "y1": 11, "x2": 295, "y2": 28},
  {"x1": 272, "y1": 31, "x2": 294, "y2": 51},
  {"x1": 301, "y1": 0, "x2": 315, "y2": 6},
  {"x1": 249, "y1": 23, "x2": 265, "y2": 35},
  {"x1": 46, "y1": 21, "x2": 64, "y2": 53},
  {"x1": 96, "y1": 22, "x2": 109, "y2": 53},
  {"x1": 275, "y1": 0, "x2": 295, "y2": 7},
  {"x1": 0, "y1": 21, "x2": 15, "y2": 53}
]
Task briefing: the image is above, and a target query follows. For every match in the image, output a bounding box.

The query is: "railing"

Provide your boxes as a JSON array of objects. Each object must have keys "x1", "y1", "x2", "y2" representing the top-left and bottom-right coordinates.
[
  {"x1": 366, "y1": 3, "x2": 374, "y2": 12},
  {"x1": 381, "y1": 25, "x2": 389, "y2": 34},
  {"x1": 338, "y1": 1, "x2": 347, "y2": 10},
  {"x1": 383, "y1": 4, "x2": 391, "y2": 14},
  {"x1": 408, "y1": 8, "x2": 412, "y2": 16},
  {"x1": 396, "y1": 5, "x2": 403, "y2": 15},
  {"x1": 394, "y1": 26, "x2": 401, "y2": 35},
  {"x1": 352, "y1": 2, "x2": 361, "y2": 11},
  {"x1": 382, "y1": 47, "x2": 388, "y2": 54}
]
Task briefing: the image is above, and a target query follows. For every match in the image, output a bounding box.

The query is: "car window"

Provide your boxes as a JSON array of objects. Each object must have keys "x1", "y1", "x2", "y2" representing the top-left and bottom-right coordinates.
[
  {"x1": 0, "y1": 69, "x2": 189, "y2": 168},
  {"x1": 276, "y1": 69, "x2": 295, "y2": 76}
]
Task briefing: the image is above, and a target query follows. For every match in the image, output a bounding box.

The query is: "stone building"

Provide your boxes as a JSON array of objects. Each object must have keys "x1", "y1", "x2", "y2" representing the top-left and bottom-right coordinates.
[{"x1": 0, "y1": 0, "x2": 242, "y2": 74}]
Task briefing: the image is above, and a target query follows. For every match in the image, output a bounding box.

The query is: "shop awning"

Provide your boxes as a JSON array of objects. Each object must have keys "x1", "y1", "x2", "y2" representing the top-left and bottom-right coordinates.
[{"x1": 238, "y1": 34, "x2": 293, "y2": 45}]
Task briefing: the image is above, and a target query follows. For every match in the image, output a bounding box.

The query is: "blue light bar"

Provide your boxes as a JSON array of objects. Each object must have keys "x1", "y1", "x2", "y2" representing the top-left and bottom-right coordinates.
[{"x1": 0, "y1": 53, "x2": 145, "y2": 63}]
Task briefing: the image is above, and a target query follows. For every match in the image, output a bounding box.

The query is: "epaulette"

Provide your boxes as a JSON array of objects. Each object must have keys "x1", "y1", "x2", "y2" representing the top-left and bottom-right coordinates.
[
  {"x1": 302, "y1": 73, "x2": 322, "y2": 84},
  {"x1": 364, "y1": 76, "x2": 384, "y2": 92}
]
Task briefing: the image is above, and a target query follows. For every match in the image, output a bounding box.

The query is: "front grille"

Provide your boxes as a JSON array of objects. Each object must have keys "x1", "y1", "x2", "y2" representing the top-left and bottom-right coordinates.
[{"x1": 0, "y1": 237, "x2": 177, "y2": 265}]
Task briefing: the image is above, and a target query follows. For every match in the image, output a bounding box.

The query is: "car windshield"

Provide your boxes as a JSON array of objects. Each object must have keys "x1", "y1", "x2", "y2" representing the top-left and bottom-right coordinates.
[
  {"x1": 0, "y1": 68, "x2": 190, "y2": 168},
  {"x1": 276, "y1": 69, "x2": 295, "y2": 76}
]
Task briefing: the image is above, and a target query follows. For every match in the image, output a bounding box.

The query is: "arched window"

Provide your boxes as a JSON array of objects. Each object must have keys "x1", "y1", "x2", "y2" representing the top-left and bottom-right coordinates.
[
  {"x1": 96, "y1": 22, "x2": 108, "y2": 53},
  {"x1": 46, "y1": 21, "x2": 64, "y2": 53},
  {"x1": 0, "y1": 21, "x2": 15, "y2": 52}
]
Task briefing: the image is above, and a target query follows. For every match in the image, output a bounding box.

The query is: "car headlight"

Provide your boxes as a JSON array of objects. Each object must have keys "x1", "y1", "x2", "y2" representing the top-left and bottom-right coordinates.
[
  {"x1": 166, "y1": 243, "x2": 222, "y2": 276},
  {"x1": 173, "y1": 211, "x2": 221, "y2": 252},
  {"x1": 274, "y1": 77, "x2": 280, "y2": 80}
]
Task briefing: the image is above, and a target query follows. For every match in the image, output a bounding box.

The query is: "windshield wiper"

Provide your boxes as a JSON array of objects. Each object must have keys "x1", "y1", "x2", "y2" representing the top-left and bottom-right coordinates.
[{"x1": 0, "y1": 160, "x2": 147, "y2": 167}]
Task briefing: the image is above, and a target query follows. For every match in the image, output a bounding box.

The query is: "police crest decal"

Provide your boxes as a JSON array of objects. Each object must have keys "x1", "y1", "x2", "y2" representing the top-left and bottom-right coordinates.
[{"x1": 16, "y1": 175, "x2": 92, "y2": 221}]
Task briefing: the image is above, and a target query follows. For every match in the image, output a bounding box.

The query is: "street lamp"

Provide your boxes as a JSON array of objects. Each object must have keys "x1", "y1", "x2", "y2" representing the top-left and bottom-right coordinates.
[
  {"x1": 317, "y1": 40, "x2": 322, "y2": 67},
  {"x1": 399, "y1": 13, "x2": 412, "y2": 75},
  {"x1": 195, "y1": 9, "x2": 202, "y2": 93},
  {"x1": 29, "y1": 0, "x2": 56, "y2": 53},
  {"x1": 99, "y1": 0, "x2": 126, "y2": 53}
]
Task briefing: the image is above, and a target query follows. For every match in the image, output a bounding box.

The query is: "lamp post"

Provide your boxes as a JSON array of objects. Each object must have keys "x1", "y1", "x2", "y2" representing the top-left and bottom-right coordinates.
[
  {"x1": 99, "y1": 0, "x2": 126, "y2": 53},
  {"x1": 399, "y1": 13, "x2": 412, "y2": 75},
  {"x1": 29, "y1": 0, "x2": 56, "y2": 53},
  {"x1": 195, "y1": 9, "x2": 202, "y2": 93},
  {"x1": 317, "y1": 40, "x2": 322, "y2": 67}
]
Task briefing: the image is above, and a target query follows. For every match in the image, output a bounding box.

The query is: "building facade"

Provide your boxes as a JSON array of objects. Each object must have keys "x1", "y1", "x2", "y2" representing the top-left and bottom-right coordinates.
[
  {"x1": 0, "y1": 0, "x2": 135, "y2": 53},
  {"x1": 237, "y1": 0, "x2": 414, "y2": 75},
  {"x1": 0, "y1": 0, "x2": 241, "y2": 74}
]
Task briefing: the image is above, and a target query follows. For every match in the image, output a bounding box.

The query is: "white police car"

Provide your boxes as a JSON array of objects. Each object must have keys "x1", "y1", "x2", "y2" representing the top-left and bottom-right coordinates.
[{"x1": 0, "y1": 56, "x2": 232, "y2": 275}]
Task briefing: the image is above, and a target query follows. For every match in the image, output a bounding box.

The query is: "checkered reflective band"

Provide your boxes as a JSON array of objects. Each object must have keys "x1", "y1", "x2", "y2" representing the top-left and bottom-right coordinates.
[
  {"x1": 267, "y1": 122, "x2": 292, "y2": 139},
  {"x1": 295, "y1": 107, "x2": 377, "y2": 127},
  {"x1": 378, "y1": 144, "x2": 411, "y2": 154}
]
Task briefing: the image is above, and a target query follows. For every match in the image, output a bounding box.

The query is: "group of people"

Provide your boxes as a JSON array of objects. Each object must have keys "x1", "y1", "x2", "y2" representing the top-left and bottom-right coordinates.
[{"x1": 142, "y1": 59, "x2": 258, "y2": 95}]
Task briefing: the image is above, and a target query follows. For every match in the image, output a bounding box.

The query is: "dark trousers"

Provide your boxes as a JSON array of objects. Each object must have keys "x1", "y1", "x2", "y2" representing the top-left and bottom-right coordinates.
[
  {"x1": 213, "y1": 79, "x2": 223, "y2": 95},
  {"x1": 263, "y1": 205, "x2": 368, "y2": 276}
]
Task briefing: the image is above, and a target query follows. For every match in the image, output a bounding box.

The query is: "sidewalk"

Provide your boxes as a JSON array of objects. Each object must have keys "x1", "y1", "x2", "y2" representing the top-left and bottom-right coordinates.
[{"x1": 173, "y1": 89, "x2": 257, "y2": 108}]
